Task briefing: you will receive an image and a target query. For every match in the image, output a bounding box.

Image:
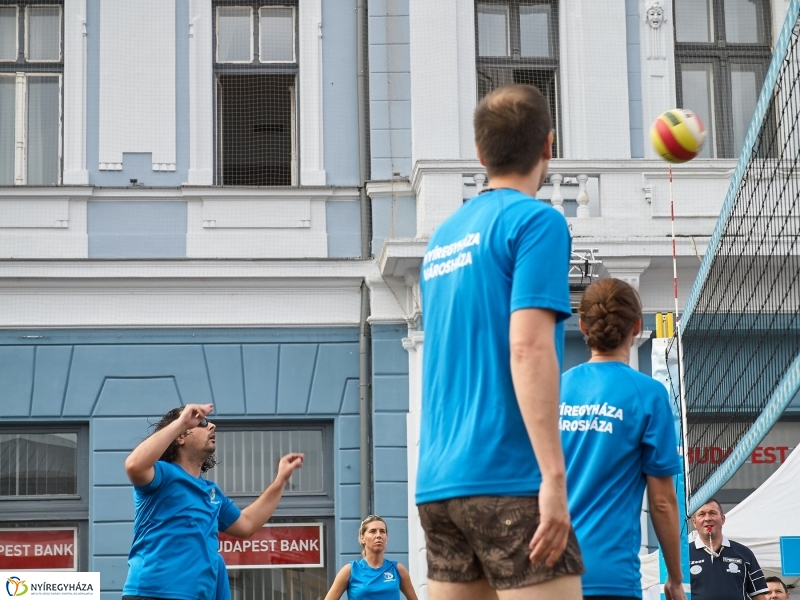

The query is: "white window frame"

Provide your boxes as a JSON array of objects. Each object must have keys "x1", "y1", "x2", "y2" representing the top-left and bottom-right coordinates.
[
  {"x1": 0, "y1": 5, "x2": 20, "y2": 62},
  {"x1": 215, "y1": 5, "x2": 254, "y2": 64},
  {"x1": 258, "y1": 5, "x2": 296, "y2": 64},
  {"x1": 0, "y1": 72, "x2": 63, "y2": 185},
  {"x1": 24, "y1": 4, "x2": 62, "y2": 63}
]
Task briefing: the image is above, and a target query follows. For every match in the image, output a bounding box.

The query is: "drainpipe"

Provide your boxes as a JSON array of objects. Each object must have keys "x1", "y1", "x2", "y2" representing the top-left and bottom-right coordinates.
[
  {"x1": 356, "y1": 0, "x2": 371, "y2": 258},
  {"x1": 359, "y1": 280, "x2": 373, "y2": 518}
]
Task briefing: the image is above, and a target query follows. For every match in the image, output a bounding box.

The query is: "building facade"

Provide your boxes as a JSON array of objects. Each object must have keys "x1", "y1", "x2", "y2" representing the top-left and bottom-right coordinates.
[{"x1": 0, "y1": 1, "x2": 798, "y2": 598}]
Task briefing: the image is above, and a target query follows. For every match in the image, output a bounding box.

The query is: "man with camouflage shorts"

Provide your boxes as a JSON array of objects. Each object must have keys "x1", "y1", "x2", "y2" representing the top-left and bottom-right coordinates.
[{"x1": 416, "y1": 84, "x2": 584, "y2": 600}]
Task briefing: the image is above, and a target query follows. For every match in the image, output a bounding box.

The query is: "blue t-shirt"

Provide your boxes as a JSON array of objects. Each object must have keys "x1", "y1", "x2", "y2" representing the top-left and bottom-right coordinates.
[
  {"x1": 416, "y1": 189, "x2": 572, "y2": 504},
  {"x1": 215, "y1": 553, "x2": 231, "y2": 600},
  {"x1": 561, "y1": 361, "x2": 682, "y2": 597},
  {"x1": 348, "y1": 558, "x2": 401, "y2": 600},
  {"x1": 123, "y1": 461, "x2": 242, "y2": 600}
]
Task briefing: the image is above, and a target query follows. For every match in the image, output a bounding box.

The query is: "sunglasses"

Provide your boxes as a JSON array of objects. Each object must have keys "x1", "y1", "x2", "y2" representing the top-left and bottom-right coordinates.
[{"x1": 196, "y1": 417, "x2": 209, "y2": 428}]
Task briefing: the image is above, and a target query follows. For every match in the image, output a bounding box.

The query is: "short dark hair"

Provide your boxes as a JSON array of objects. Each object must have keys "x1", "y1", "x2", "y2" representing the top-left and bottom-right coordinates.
[
  {"x1": 150, "y1": 407, "x2": 217, "y2": 473},
  {"x1": 766, "y1": 577, "x2": 789, "y2": 593},
  {"x1": 694, "y1": 497, "x2": 725, "y2": 517},
  {"x1": 474, "y1": 84, "x2": 552, "y2": 177}
]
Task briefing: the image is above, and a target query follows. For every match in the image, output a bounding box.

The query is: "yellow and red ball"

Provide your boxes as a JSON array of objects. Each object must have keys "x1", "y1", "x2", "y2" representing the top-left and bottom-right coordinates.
[{"x1": 650, "y1": 109, "x2": 707, "y2": 163}]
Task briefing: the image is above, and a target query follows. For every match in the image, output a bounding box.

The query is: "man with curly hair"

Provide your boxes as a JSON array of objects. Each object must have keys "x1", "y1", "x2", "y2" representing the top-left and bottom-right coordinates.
[{"x1": 122, "y1": 403, "x2": 304, "y2": 600}]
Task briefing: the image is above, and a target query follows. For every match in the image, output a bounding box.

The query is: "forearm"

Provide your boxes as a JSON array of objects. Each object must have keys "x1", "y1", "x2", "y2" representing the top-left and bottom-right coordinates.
[
  {"x1": 647, "y1": 477, "x2": 683, "y2": 581},
  {"x1": 125, "y1": 420, "x2": 185, "y2": 478},
  {"x1": 236, "y1": 476, "x2": 290, "y2": 536},
  {"x1": 511, "y1": 338, "x2": 565, "y2": 481}
]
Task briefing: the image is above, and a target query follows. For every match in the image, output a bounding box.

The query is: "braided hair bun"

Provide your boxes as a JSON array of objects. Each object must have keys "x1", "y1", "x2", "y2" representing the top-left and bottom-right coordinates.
[{"x1": 579, "y1": 278, "x2": 642, "y2": 352}]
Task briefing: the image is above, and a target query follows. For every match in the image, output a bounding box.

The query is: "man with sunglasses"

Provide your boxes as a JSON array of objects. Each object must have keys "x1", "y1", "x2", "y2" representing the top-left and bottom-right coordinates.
[{"x1": 122, "y1": 403, "x2": 304, "y2": 600}]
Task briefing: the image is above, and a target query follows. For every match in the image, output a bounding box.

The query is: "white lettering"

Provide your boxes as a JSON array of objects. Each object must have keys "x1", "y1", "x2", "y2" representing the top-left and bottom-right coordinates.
[{"x1": 281, "y1": 540, "x2": 289, "y2": 551}]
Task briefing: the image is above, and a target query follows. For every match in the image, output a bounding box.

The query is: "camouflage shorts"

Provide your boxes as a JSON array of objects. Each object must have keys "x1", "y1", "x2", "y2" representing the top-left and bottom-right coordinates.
[{"x1": 418, "y1": 496, "x2": 584, "y2": 591}]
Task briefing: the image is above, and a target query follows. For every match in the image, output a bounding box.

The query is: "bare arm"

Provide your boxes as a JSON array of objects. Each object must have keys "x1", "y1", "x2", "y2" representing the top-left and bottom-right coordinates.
[
  {"x1": 397, "y1": 563, "x2": 419, "y2": 600},
  {"x1": 647, "y1": 475, "x2": 687, "y2": 600},
  {"x1": 509, "y1": 308, "x2": 570, "y2": 568},
  {"x1": 124, "y1": 403, "x2": 212, "y2": 487},
  {"x1": 224, "y1": 453, "x2": 304, "y2": 538},
  {"x1": 322, "y1": 564, "x2": 351, "y2": 600}
]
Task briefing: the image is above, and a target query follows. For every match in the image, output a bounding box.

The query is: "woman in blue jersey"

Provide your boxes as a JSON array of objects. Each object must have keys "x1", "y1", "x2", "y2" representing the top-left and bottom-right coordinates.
[
  {"x1": 561, "y1": 278, "x2": 686, "y2": 600},
  {"x1": 323, "y1": 515, "x2": 418, "y2": 600}
]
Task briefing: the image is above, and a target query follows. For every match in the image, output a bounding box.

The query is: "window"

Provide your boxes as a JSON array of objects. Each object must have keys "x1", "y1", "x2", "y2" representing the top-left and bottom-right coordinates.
[
  {"x1": 0, "y1": 3, "x2": 63, "y2": 186},
  {"x1": 214, "y1": 2, "x2": 297, "y2": 186},
  {"x1": 475, "y1": 1, "x2": 560, "y2": 156},
  {"x1": 0, "y1": 425, "x2": 89, "y2": 570},
  {"x1": 206, "y1": 423, "x2": 334, "y2": 600},
  {"x1": 673, "y1": 0, "x2": 772, "y2": 158}
]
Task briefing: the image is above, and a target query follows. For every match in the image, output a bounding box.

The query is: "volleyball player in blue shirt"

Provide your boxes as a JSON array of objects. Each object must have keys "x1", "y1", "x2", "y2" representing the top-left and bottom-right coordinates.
[
  {"x1": 323, "y1": 515, "x2": 418, "y2": 600},
  {"x1": 561, "y1": 279, "x2": 686, "y2": 600},
  {"x1": 122, "y1": 404, "x2": 304, "y2": 600}
]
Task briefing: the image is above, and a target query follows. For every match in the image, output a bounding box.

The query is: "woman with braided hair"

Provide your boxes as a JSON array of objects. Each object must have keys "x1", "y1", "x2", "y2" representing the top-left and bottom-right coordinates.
[{"x1": 560, "y1": 278, "x2": 686, "y2": 600}]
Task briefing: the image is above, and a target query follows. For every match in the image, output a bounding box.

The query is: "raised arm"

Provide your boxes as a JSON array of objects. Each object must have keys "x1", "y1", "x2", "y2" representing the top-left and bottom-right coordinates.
[
  {"x1": 124, "y1": 403, "x2": 213, "y2": 487},
  {"x1": 509, "y1": 308, "x2": 570, "y2": 568},
  {"x1": 224, "y1": 453, "x2": 304, "y2": 538},
  {"x1": 647, "y1": 475, "x2": 686, "y2": 600}
]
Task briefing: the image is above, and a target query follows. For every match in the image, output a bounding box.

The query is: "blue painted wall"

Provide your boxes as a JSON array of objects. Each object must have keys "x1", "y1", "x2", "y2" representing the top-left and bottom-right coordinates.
[
  {"x1": 626, "y1": 0, "x2": 644, "y2": 158},
  {"x1": 85, "y1": 0, "x2": 190, "y2": 186},
  {"x1": 368, "y1": 0, "x2": 412, "y2": 180},
  {"x1": 0, "y1": 327, "x2": 370, "y2": 600},
  {"x1": 87, "y1": 201, "x2": 187, "y2": 258},
  {"x1": 326, "y1": 200, "x2": 362, "y2": 258},
  {"x1": 371, "y1": 193, "x2": 416, "y2": 257},
  {"x1": 322, "y1": 0, "x2": 361, "y2": 186},
  {"x1": 368, "y1": 324, "x2": 409, "y2": 567}
]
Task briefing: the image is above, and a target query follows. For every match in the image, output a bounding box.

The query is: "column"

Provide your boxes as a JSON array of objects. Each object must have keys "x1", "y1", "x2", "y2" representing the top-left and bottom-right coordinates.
[
  {"x1": 298, "y1": 0, "x2": 325, "y2": 185},
  {"x1": 402, "y1": 330, "x2": 426, "y2": 599},
  {"x1": 188, "y1": 0, "x2": 213, "y2": 185},
  {"x1": 63, "y1": 0, "x2": 89, "y2": 184}
]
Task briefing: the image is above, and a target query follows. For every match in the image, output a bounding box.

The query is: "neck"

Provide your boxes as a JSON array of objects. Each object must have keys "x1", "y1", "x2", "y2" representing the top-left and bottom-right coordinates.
[
  {"x1": 702, "y1": 532, "x2": 723, "y2": 549},
  {"x1": 484, "y1": 161, "x2": 548, "y2": 198},
  {"x1": 363, "y1": 549, "x2": 384, "y2": 568},
  {"x1": 589, "y1": 338, "x2": 633, "y2": 364},
  {"x1": 175, "y1": 454, "x2": 206, "y2": 478}
]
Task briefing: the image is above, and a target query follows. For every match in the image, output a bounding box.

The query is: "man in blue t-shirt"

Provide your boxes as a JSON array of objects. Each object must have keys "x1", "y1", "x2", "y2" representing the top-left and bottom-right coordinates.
[
  {"x1": 416, "y1": 84, "x2": 583, "y2": 600},
  {"x1": 122, "y1": 404, "x2": 304, "y2": 600}
]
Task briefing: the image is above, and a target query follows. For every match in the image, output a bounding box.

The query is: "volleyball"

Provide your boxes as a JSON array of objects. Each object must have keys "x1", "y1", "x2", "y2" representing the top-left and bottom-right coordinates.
[{"x1": 650, "y1": 109, "x2": 707, "y2": 163}]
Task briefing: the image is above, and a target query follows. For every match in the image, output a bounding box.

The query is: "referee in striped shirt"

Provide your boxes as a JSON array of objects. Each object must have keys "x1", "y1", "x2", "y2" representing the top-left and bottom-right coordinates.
[{"x1": 688, "y1": 498, "x2": 768, "y2": 600}]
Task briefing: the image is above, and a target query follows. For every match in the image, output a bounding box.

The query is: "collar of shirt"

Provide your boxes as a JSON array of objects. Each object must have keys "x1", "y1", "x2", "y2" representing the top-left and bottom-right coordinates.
[{"x1": 694, "y1": 535, "x2": 730, "y2": 549}]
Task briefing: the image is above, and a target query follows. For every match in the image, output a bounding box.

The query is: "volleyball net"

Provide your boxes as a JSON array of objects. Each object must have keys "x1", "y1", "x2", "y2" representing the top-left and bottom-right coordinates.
[{"x1": 676, "y1": 1, "x2": 800, "y2": 514}]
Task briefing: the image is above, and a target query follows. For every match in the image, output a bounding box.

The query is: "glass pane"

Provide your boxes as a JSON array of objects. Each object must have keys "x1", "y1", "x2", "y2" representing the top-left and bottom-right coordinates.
[
  {"x1": 0, "y1": 7, "x2": 17, "y2": 61},
  {"x1": 477, "y1": 4, "x2": 509, "y2": 57},
  {"x1": 520, "y1": 5, "x2": 550, "y2": 58},
  {"x1": 229, "y1": 567, "x2": 328, "y2": 600},
  {"x1": 681, "y1": 63, "x2": 715, "y2": 158},
  {"x1": 260, "y1": 7, "x2": 294, "y2": 62},
  {"x1": 675, "y1": 0, "x2": 713, "y2": 43},
  {"x1": 218, "y1": 7, "x2": 252, "y2": 62},
  {"x1": 28, "y1": 6, "x2": 61, "y2": 61},
  {"x1": 0, "y1": 77, "x2": 15, "y2": 185},
  {"x1": 0, "y1": 433, "x2": 78, "y2": 496},
  {"x1": 208, "y1": 430, "x2": 324, "y2": 494},
  {"x1": 730, "y1": 64, "x2": 759, "y2": 155},
  {"x1": 724, "y1": 0, "x2": 764, "y2": 43},
  {"x1": 27, "y1": 76, "x2": 60, "y2": 185}
]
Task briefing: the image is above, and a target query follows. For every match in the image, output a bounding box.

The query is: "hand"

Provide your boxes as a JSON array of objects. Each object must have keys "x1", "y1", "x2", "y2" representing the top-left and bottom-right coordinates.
[
  {"x1": 276, "y1": 453, "x2": 304, "y2": 484},
  {"x1": 179, "y1": 404, "x2": 213, "y2": 429},
  {"x1": 663, "y1": 576, "x2": 687, "y2": 600},
  {"x1": 528, "y1": 476, "x2": 571, "y2": 567}
]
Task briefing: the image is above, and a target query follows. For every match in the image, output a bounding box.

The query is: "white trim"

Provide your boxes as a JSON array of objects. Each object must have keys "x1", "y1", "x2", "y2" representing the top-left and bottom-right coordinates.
[
  {"x1": 24, "y1": 4, "x2": 62, "y2": 63},
  {"x1": 188, "y1": 0, "x2": 214, "y2": 185},
  {"x1": 0, "y1": 5, "x2": 19, "y2": 62},
  {"x1": 215, "y1": 5, "x2": 254, "y2": 64},
  {"x1": 258, "y1": 5, "x2": 296, "y2": 64},
  {"x1": 14, "y1": 71, "x2": 27, "y2": 185},
  {"x1": 298, "y1": 0, "x2": 325, "y2": 185},
  {"x1": 62, "y1": 0, "x2": 88, "y2": 185}
]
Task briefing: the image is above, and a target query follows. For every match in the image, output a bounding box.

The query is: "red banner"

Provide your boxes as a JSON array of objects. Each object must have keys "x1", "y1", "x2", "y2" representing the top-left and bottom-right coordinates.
[
  {"x1": 0, "y1": 528, "x2": 77, "y2": 571},
  {"x1": 218, "y1": 524, "x2": 323, "y2": 569}
]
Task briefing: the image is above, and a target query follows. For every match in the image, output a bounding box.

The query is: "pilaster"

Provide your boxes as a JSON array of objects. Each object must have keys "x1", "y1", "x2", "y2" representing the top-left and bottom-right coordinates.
[{"x1": 63, "y1": 0, "x2": 89, "y2": 185}]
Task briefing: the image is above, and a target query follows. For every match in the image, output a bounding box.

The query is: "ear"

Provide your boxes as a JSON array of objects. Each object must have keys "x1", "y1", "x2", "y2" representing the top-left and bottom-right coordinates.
[
  {"x1": 632, "y1": 319, "x2": 642, "y2": 338},
  {"x1": 578, "y1": 318, "x2": 587, "y2": 336},
  {"x1": 476, "y1": 144, "x2": 486, "y2": 166},
  {"x1": 542, "y1": 131, "x2": 554, "y2": 161}
]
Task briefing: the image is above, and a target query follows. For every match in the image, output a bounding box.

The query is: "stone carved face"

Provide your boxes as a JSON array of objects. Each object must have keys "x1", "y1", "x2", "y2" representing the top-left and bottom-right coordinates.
[{"x1": 646, "y1": 3, "x2": 664, "y2": 28}]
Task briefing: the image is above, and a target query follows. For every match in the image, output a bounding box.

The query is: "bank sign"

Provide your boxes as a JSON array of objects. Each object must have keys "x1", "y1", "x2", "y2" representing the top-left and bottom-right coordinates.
[
  {"x1": 218, "y1": 524, "x2": 323, "y2": 569},
  {"x1": 0, "y1": 529, "x2": 77, "y2": 571}
]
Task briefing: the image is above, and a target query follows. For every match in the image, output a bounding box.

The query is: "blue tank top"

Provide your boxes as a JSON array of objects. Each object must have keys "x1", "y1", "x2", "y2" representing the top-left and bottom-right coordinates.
[{"x1": 348, "y1": 558, "x2": 400, "y2": 600}]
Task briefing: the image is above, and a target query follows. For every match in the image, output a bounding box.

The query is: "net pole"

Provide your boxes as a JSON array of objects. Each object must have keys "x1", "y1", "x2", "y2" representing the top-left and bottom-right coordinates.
[{"x1": 670, "y1": 165, "x2": 692, "y2": 507}]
